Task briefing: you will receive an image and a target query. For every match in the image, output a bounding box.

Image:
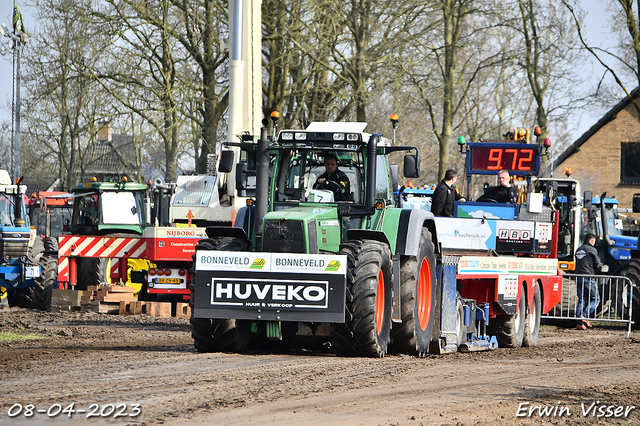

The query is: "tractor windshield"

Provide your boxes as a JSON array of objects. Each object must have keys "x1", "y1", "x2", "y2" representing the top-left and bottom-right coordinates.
[
  {"x1": 579, "y1": 202, "x2": 623, "y2": 243},
  {"x1": 603, "y1": 203, "x2": 623, "y2": 237},
  {"x1": 32, "y1": 206, "x2": 73, "y2": 238},
  {"x1": 0, "y1": 194, "x2": 16, "y2": 226},
  {"x1": 72, "y1": 191, "x2": 146, "y2": 226},
  {"x1": 274, "y1": 148, "x2": 364, "y2": 204},
  {"x1": 100, "y1": 192, "x2": 145, "y2": 225}
]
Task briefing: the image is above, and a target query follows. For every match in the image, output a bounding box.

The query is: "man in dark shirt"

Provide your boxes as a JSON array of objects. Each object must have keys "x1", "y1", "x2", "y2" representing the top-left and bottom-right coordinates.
[
  {"x1": 479, "y1": 169, "x2": 518, "y2": 203},
  {"x1": 574, "y1": 233, "x2": 603, "y2": 329},
  {"x1": 432, "y1": 169, "x2": 465, "y2": 216},
  {"x1": 313, "y1": 153, "x2": 351, "y2": 201}
]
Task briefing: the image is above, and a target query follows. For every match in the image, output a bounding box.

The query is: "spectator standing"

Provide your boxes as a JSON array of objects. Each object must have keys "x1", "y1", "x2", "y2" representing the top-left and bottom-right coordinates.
[
  {"x1": 574, "y1": 233, "x2": 603, "y2": 330},
  {"x1": 432, "y1": 169, "x2": 465, "y2": 216}
]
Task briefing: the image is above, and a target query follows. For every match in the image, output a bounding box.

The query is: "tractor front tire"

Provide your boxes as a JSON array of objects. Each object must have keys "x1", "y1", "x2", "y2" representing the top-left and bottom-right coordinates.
[
  {"x1": 488, "y1": 282, "x2": 526, "y2": 348},
  {"x1": 191, "y1": 318, "x2": 249, "y2": 353},
  {"x1": 77, "y1": 258, "x2": 108, "y2": 290},
  {"x1": 455, "y1": 294, "x2": 467, "y2": 346},
  {"x1": 7, "y1": 289, "x2": 34, "y2": 308},
  {"x1": 331, "y1": 240, "x2": 393, "y2": 358},
  {"x1": 34, "y1": 254, "x2": 57, "y2": 311},
  {"x1": 9, "y1": 236, "x2": 47, "y2": 309},
  {"x1": 391, "y1": 229, "x2": 437, "y2": 356},
  {"x1": 190, "y1": 237, "x2": 251, "y2": 353}
]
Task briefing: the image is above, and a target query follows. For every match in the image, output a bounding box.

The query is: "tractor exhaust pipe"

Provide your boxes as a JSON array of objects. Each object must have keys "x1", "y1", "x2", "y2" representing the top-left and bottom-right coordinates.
[
  {"x1": 600, "y1": 192, "x2": 615, "y2": 247},
  {"x1": 255, "y1": 127, "x2": 269, "y2": 243},
  {"x1": 364, "y1": 134, "x2": 381, "y2": 214}
]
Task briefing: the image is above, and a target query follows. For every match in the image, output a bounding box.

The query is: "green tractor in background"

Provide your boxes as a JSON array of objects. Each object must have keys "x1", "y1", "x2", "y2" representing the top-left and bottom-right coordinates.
[
  {"x1": 191, "y1": 120, "x2": 442, "y2": 357},
  {"x1": 66, "y1": 177, "x2": 151, "y2": 289}
]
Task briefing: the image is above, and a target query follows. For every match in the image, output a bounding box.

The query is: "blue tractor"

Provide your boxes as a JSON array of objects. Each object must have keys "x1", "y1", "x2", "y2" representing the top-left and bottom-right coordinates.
[{"x1": 0, "y1": 170, "x2": 56, "y2": 310}]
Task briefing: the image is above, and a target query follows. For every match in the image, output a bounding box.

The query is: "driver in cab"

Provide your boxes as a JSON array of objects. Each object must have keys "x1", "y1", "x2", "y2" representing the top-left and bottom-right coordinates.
[
  {"x1": 480, "y1": 169, "x2": 518, "y2": 203},
  {"x1": 314, "y1": 153, "x2": 351, "y2": 201}
]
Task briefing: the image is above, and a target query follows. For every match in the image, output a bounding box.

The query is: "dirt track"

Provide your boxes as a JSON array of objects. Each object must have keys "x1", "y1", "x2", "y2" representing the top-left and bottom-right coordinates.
[{"x1": 0, "y1": 307, "x2": 639, "y2": 426}]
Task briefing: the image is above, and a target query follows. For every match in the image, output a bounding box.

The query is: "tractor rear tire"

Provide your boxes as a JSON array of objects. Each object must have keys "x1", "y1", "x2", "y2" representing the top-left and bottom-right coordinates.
[
  {"x1": 77, "y1": 258, "x2": 108, "y2": 290},
  {"x1": 43, "y1": 236, "x2": 58, "y2": 252},
  {"x1": 391, "y1": 229, "x2": 437, "y2": 356},
  {"x1": 190, "y1": 237, "x2": 251, "y2": 353},
  {"x1": 331, "y1": 240, "x2": 393, "y2": 358},
  {"x1": 522, "y1": 283, "x2": 541, "y2": 347},
  {"x1": 488, "y1": 282, "x2": 526, "y2": 348},
  {"x1": 34, "y1": 254, "x2": 57, "y2": 311},
  {"x1": 620, "y1": 259, "x2": 640, "y2": 330}
]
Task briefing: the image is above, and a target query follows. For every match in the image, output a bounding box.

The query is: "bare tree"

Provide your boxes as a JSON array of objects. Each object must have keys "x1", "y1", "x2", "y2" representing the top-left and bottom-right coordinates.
[
  {"x1": 401, "y1": 0, "x2": 507, "y2": 180},
  {"x1": 562, "y1": 0, "x2": 640, "y2": 115},
  {"x1": 512, "y1": 0, "x2": 589, "y2": 175},
  {"x1": 171, "y1": 0, "x2": 229, "y2": 173},
  {"x1": 22, "y1": 0, "x2": 111, "y2": 189},
  {"x1": 87, "y1": 0, "x2": 194, "y2": 182}
]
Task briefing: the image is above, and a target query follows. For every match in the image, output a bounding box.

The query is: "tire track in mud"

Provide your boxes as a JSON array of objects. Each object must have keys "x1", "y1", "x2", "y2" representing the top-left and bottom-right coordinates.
[{"x1": 1, "y1": 309, "x2": 639, "y2": 425}]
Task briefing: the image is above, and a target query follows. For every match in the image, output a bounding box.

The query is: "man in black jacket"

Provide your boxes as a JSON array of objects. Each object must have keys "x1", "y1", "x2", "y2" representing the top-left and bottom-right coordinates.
[
  {"x1": 313, "y1": 153, "x2": 351, "y2": 201},
  {"x1": 432, "y1": 169, "x2": 465, "y2": 216},
  {"x1": 574, "y1": 233, "x2": 602, "y2": 329},
  {"x1": 479, "y1": 170, "x2": 519, "y2": 203}
]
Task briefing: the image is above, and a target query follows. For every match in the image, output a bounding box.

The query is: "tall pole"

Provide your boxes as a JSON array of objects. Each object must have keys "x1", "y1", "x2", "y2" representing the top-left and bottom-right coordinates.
[
  {"x1": 14, "y1": 38, "x2": 21, "y2": 180},
  {"x1": 1, "y1": 24, "x2": 25, "y2": 182}
]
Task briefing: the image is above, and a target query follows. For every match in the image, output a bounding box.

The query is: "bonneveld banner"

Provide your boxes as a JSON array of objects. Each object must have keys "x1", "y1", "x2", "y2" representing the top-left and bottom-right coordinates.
[{"x1": 194, "y1": 251, "x2": 347, "y2": 323}]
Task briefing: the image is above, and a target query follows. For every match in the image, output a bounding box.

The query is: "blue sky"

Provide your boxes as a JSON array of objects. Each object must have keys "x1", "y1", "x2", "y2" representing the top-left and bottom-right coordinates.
[{"x1": 0, "y1": 0, "x2": 629, "y2": 146}]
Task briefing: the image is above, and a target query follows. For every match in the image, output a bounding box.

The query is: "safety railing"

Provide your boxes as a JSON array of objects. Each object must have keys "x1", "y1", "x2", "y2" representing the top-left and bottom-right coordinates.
[{"x1": 542, "y1": 273, "x2": 634, "y2": 337}]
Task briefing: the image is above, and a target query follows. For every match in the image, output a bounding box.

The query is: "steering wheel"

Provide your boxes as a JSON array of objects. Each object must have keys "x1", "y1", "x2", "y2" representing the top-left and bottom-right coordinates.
[
  {"x1": 315, "y1": 180, "x2": 342, "y2": 192},
  {"x1": 477, "y1": 196, "x2": 499, "y2": 203}
]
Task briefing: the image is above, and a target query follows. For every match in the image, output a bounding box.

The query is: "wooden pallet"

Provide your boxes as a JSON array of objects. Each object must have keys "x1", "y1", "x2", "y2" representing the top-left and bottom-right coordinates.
[
  {"x1": 53, "y1": 284, "x2": 187, "y2": 318},
  {"x1": 79, "y1": 284, "x2": 138, "y2": 314}
]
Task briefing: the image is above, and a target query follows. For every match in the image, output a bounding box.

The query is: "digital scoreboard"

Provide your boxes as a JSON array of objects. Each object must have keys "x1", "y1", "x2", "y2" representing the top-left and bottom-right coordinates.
[{"x1": 467, "y1": 143, "x2": 540, "y2": 176}]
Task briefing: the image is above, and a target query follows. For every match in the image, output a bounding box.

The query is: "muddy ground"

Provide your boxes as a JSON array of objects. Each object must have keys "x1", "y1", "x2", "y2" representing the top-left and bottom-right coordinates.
[{"x1": 0, "y1": 307, "x2": 639, "y2": 426}]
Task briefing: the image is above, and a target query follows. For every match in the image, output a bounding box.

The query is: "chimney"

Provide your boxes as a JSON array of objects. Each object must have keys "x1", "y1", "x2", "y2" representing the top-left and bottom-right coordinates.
[{"x1": 97, "y1": 121, "x2": 113, "y2": 142}]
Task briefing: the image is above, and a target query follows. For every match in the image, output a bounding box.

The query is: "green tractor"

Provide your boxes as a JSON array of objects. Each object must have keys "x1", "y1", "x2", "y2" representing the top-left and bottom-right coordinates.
[
  {"x1": 66, "y1": 177, "x2": 150, "y2": 289},
  {"x1": 191, "y1": 121, "x2": 441, "y2": 357}
]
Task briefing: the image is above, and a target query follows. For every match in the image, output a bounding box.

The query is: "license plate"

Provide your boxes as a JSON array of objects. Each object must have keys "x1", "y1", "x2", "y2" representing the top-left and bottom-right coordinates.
[
  {"x1": 25, "y1": 266, "x2": 40, "y2": 278},
  {"x1": 157, "y1": 278, "x2": 180, "y2": 284}
]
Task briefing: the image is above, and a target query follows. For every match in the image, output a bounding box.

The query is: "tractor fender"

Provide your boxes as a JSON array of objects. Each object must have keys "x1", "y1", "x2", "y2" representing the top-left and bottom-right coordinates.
[
  {"x1": 395, "y1": 208, "x2": 439, "y2": 256},
  {"x1": 234, "y1": 205, "x2": 254, "y2": 235},
  {"x1": 346, "y1": 229, "x2": 391, "y2": 248},
  {"x1": 205, "y1": 226, "x2": 250, "y2": 242}
]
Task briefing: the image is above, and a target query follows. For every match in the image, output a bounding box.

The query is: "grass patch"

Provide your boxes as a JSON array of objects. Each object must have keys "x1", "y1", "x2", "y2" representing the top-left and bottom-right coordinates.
[{"x1": 0, "y1": 331, "x2": 42, "y2": 343}]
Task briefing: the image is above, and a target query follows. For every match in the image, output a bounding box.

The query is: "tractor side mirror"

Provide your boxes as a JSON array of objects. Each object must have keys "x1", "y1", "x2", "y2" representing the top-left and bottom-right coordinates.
[
  {"x1": 583, "y1": 191, "x2": 597, "y2": 220},
  {"x1": 403, "y1": 154, "x2": 420, "y2": 178},
  {"x1": 583, "y1": 191, "x2": 592, "y2": 210},
  {"x1": 219, "y1": 150, "x2": 235, "y2": 173}
]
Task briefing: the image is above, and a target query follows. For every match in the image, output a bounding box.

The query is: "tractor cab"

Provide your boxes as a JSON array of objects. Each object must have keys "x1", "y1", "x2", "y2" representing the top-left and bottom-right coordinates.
[
  {"x1": 27, "y1": 191, "x2": 74, "y2": 240},
  {"x1": 228, "y1": 122, "x2": 420, "y2": 253},
  {"x1": 68, "y1": 177, "x2": 150, "y2": 236}
]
